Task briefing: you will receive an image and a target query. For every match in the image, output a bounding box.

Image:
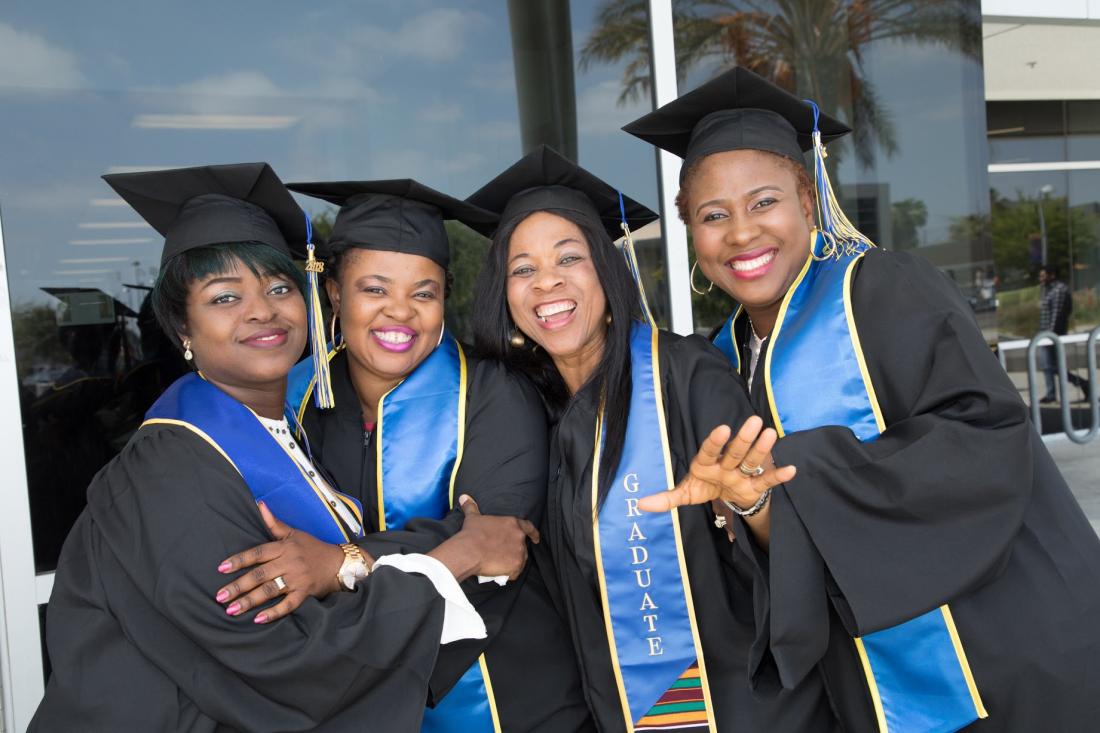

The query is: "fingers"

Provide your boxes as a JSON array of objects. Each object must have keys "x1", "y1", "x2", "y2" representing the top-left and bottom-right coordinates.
[
  {"x1": 254, "y1": 593, "x2": 306, "y2": 625},
  {"x1": 257, "y1": 501, "x2": 293, "y2": 540},
  {"x1": 738, "y1": 426, "x2": 778, "y2": 475},
  {"x1": 696, "y1": 424, "x2": 732, "y2": 468},
  {"x1": 758, "y1": 464, "x2": 796, "y2": 488},
  {"x1": 518, "y1": 518, "x2": 540, "y2": 545},
  {"x1": 217, "y1": 541, "x2": 281, "y2": 575},
  {"x1": 718, "y1": 416, "x2": 765, "y2": 472},
  {"x1": 221, "y1": 571, "x2": 290, "y2": 616},
  {"x1": 637, "y1": 485, "x2": 696, "y2": 513},
  {"x1": 459, "y1": 494, "x2": 481, "y2": 516}
]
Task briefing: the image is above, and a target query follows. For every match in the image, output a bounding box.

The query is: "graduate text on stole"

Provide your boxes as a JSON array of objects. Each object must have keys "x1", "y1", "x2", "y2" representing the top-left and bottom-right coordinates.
[{"x1": 624, "y1": 472, "x2": 663, "y2": 657}]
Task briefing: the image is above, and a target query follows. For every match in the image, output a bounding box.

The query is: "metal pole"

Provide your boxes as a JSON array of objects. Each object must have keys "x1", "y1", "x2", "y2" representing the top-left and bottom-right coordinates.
[{"x1": 647, "y1": 0, "x2": 694, "y2": 335}]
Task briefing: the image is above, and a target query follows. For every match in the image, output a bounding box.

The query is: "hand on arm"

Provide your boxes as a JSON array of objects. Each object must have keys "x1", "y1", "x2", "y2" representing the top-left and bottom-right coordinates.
[
  {"x1": 637, "y1": 416, "x2": 795, "y2": 548},
  {"x1": 427, "y1": 495, "x2": 540, "y2": 583},
  {"x1": 215, "y1": 502, "x2": 365, "y2": 624}
]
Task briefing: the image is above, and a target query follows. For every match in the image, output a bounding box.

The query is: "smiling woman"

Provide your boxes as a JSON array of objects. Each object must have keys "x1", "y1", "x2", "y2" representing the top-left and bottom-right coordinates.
[{"x1": 30, "y1": 163, "x2": 504, "y2": 732}]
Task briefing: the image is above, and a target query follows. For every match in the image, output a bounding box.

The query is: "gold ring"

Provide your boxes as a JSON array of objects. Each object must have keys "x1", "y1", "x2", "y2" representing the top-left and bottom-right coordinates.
[
  {"x1": 273, "y1": 575, "x2": 288, "y2": 592},
  {"x1": 738, "y1": 463, "x2": 765, "y2": 478}
]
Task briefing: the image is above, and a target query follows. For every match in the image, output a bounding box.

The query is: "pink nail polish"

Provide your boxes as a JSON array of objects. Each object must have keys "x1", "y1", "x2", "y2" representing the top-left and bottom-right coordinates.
[
  {"x1": 215, "y1": 590, "x2": 229, "y2": 603},
  {"x1": 226, "y1": 602, "x2": 241, "y2": 616},
  {"x1": 218, "y1": 561, "x2": 232, "y2": 573},
  {"x1": 254, "y1": 614, "x2": 267, "y2": 624}
]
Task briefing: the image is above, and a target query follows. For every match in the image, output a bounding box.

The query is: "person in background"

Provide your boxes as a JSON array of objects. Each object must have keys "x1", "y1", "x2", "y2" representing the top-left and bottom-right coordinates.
[{"x1": 1038, "y1": 263, "x2": 1090, "y2": 402}]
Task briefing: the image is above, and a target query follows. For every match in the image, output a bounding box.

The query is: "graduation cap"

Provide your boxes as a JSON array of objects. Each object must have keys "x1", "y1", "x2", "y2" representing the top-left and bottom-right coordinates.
[
  {"x1": 103, "y1": 163, "x2": 337, "y2": 409},
  {"x1": 102, "y1": 162, "x2": 309, "y2": 264},
  {"x1": 465, "y1": 145, "x2": 658, "y2": 242},
  {"x1": 624, "y1": 67, "x2": 871, "y2": 255},
  {"x1": 42, "y1": 287, "x2": 138, "y2": 324},
  {"x1": 287, "y1": 179, "x2": 497, "y2": 270},
  {"x1": 469, "y1": 146, "x2": 662, "y2": 325},
  {"x1": 622, "y1": 67, "x2": 851, "y2": 183}
]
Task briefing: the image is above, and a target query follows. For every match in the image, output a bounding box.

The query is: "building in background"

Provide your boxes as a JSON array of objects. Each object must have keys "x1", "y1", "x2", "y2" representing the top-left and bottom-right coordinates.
[{"x1": 0, "y1": 1, "x2": 1097, "y2": 728}]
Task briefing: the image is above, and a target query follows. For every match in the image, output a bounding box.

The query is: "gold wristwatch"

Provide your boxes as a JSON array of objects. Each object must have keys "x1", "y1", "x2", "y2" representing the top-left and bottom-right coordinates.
[{"x1": 336, "y1": 543, "x2": 370, "y2": 591}]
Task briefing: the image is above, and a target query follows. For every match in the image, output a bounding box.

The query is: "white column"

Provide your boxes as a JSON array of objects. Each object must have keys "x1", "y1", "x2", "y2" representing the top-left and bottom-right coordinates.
[
  {"x1": 0, "y1": 205, "x2": 45, "y2": 732},
  {"x1": 647, "y1": 0, "x2": 694, "y2": 335}
]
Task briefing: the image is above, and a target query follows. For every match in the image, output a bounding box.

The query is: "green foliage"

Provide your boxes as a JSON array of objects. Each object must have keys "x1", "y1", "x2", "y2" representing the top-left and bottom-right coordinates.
[
  {"x1": 891, "y1": 198, "x2": 928, "y2": 250},
  {"x1": 580, "y1": 0, "x2": 979, "y2": 168},
  {"x1": 12, "y1": 302, "x2": 67, "y2": 379},
  {"x1": 444, "y1": 221, "x2": 491, "y2": 343}
]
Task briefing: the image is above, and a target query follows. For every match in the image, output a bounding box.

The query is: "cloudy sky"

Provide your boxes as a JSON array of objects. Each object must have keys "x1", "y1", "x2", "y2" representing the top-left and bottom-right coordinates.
[{"x1": 0, "y1": 0, "x2": 661, "y2": 307}]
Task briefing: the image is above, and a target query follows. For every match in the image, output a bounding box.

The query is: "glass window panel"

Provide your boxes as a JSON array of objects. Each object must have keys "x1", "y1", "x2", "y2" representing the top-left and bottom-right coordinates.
[
  {"x1": 667, "y1": 0, "x2": 990, "y2": 337},
  {"x1": 1, "y1": 0, "x2": 661, "y2": 572}
]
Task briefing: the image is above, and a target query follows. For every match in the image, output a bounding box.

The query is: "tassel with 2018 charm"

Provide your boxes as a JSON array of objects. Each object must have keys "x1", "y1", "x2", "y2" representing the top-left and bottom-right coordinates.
[{"x1": 302, "y1": 213, "x2": 335, "y2": 409}]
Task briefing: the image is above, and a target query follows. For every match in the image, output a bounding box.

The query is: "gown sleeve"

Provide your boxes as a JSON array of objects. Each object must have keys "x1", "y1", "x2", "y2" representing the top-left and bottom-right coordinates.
[
  {"x1": 412, "y1": 359, "x2": 552, "y2": 705},
  {"x1": 758, "y1": 249, "x2": 1035, "y2": 689},
  {"x1": 74, "y1": 423, "x2": 447, "y2": 731}
]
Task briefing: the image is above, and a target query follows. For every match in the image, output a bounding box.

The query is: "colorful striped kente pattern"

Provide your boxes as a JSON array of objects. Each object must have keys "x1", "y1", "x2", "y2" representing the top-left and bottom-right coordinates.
[{"x1": 635, "y1": 663, "x2": 709, "y2": 731}]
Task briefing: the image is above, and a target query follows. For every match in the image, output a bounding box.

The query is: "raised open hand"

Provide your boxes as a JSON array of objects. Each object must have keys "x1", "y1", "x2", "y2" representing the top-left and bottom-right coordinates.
[{"x1": 637, "y1": 416, "x2": 795, "y2": 514}]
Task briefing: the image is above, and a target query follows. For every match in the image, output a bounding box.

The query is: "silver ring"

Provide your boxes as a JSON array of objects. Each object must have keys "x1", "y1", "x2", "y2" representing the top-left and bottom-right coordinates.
[
  {"x1": 273, "y1": 575, "x2": 288, "y2": 592},
  {"x1": 738, "y1": 462, "x2": 766, "y2": 478}
]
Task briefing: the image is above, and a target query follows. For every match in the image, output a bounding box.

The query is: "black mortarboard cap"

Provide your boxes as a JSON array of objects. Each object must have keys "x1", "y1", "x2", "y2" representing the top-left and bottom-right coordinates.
[
  {"x1": 623, "y1": 67, "x2": 851, "y2": 183},
  {"x1": 102, "y1": 163, "x2": 308, "y2": 264},
  {"x1": 466, "y1": 145, "x2": 658, "y2": 241},
  {"x1": 287, "y1": 179, "x2": 497, "y2": 270}
]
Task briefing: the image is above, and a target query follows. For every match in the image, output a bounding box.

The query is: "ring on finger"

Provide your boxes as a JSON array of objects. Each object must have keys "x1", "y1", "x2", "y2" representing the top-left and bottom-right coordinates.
[
  {"x1": 738, "y1": 462, "x2": 766, "y2": 477},
  {"x1": 273, "y1": 575, "x2": 288, "y2": 592}
]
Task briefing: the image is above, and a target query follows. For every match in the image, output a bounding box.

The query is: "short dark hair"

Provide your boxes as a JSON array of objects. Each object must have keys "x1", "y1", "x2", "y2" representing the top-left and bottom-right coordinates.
[
  {"x1": 151, "y1": 242, "x2": 305, "y2": 347},
  {"x1": 1040, "y1": 264, "x2": 1059, "y2": 278},
  {"x1": 471, "y1": 207, "x2": 641, "y2": 509}
]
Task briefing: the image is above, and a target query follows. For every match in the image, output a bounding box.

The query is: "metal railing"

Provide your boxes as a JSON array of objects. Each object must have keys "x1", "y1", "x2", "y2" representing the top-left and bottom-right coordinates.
[{"x1": 1002, "y1": 326, "x2": 1100, "y2": 443}]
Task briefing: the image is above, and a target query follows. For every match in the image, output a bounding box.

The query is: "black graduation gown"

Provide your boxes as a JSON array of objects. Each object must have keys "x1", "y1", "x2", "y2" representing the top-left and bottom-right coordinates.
[
  {"x1": 300, "y1": 350, "x2": 594, "y2": 732},
  {"x1": 731, "y1": 248, "x2": 1100, "y2": 731},
  {"x1": 545, "y1": 330, "x2": 837, "y2": 732},
  {"x1": 31, "y1": 422, "x2": 447, "y2": 733}
]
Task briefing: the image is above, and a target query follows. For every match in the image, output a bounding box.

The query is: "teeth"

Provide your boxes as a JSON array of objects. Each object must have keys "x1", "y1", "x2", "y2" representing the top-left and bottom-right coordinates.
[
  {"x1": 730, "y1": 250, "x2": 776, "y2": 272},
  {"x1": 536, "y1": 301, "x2": 576, "y2": 320},
  {"x1": 374, "y1": 330, "x2": 413, "y2": 344}
]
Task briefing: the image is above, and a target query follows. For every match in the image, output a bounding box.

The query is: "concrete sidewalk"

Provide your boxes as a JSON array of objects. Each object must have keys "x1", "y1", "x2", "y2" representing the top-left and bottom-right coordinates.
[{"x1": 1046, "y1": 437, "x2": 1100, "y2": 536}]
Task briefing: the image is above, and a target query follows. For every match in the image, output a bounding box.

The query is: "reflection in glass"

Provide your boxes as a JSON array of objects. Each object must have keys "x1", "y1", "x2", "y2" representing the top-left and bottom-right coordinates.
[
  {"x1": 580, "y1": 0, "x2": 988, "y2": 333},
  {"x1": 2, "y1": 1, "x2": 663, "y2": 572}
]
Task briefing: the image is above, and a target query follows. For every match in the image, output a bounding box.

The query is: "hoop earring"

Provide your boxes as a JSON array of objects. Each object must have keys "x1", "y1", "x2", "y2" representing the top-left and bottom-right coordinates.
[
  {"x1": 329, "y1": 312, "x2": 340, "y2": 348},
  {"x1": 690, "y1": 261, "x2": 714, "y2": 295},
  {"x1": 182, "y1": 338, "x2": 193, "y2": 361},
  {"x1": 436, "y1": 318, "x2": 446, "y2": 348}
]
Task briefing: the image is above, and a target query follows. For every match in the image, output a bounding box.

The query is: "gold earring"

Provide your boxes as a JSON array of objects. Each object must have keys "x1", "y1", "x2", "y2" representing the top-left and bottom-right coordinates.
[
  {"x1": 509, "y1": 330, "x2": 526, "y2": 348},
  {"x1": 182, "y1": 339, "x2": 193, "y2": 361},
  {"x1": 690, "y1": 261, "x2": 714, "y2": 295},
  {"x1": 329, "y1": 312, "x2": 339, "y2": 347},
  {"x1": 605, "y1": 313, "x2": 612, "y2": 325},
  {"x1": 436, "y1": 318, "x2": 446, "y2": 348}
]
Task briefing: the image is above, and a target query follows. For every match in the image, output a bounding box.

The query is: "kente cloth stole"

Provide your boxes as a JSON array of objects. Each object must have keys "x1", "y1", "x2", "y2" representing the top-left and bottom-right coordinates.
[
  {"x1": 288, "y1": 335, "x2": 501, "y2": 733},
  {"x1": 592, "y1": 321, "x2": 717, "y2": 732},
  {"x1": 714, "y1": 231, "x2": 988, "y2": 733},
  {"x1": 144, "y1": 372, "x2": 362, "y2": 545}
]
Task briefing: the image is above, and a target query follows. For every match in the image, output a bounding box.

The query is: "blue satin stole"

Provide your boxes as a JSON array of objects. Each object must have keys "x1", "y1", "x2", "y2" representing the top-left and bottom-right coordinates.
[
  {"x1": 286, "y1": 335, "x2": 499, "y2": 733},
  {"x1": 144, "y1": 373, "x2": 362, "y2": 546},
  {"x1": 715, "y1": 232, "x2": 987, "y2": 733},
  {"x1": 592, "y1": 321, "x2": 717, "y2": 732}
]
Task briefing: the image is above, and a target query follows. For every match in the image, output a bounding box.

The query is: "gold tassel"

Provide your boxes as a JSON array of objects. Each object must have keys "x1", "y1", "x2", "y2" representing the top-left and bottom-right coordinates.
[
  {"x1": 616, "y1": 192, "x2": 656, "y2": 327},
  {"x1": 806, "y1": 101, "x2": 874, "y2": 260},
  {"x1": 305, "y1": 240, "x2": 335, "y2": 409}
]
